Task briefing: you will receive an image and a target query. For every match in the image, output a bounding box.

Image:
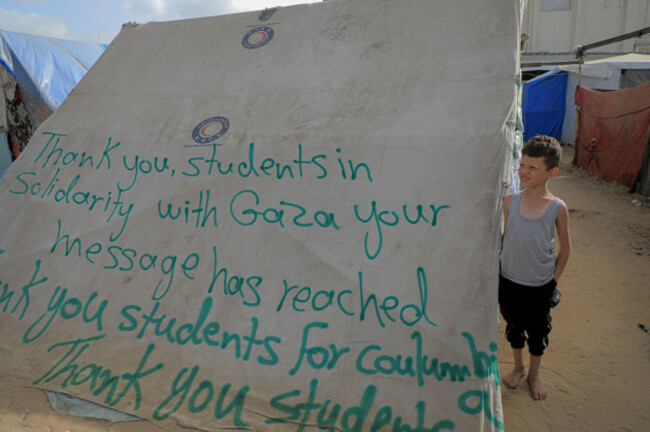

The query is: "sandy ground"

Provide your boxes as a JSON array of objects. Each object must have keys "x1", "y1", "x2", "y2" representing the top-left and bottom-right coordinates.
[{"x1": 1, "y1": 145, "x2": 649, "y2": 431}]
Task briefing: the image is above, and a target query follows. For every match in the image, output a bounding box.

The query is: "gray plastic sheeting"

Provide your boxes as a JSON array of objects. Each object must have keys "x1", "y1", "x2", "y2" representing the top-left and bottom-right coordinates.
[{"x1": 46, "y1": 391, "x2": 140, "y2": 423}]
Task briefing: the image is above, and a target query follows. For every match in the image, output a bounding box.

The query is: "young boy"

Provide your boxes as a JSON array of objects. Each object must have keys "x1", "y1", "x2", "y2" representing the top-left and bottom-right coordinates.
[{"x1": 499, "y1": 135, "x2": 572, "y2": 400}]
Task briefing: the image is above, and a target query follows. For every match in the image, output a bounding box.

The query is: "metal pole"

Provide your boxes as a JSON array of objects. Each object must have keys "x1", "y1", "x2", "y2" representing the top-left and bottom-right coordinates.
[
  {"x1": 574, "y1": 55, "x2": 583, "y2": 144},
  {"x1": 573, "y1": 27, "x2": 650, "y2": 58}
]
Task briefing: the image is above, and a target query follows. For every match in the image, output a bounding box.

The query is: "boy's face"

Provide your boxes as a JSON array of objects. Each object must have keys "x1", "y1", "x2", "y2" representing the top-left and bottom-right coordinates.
[{"x1": 519, "y1": 155, "x2": 558, "y2": 188}]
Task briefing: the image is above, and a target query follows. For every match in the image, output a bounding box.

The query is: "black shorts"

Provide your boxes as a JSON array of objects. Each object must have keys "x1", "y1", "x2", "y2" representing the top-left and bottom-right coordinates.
[{"x1": 498, "y1": 276, "x2": 559, "y2": 356}]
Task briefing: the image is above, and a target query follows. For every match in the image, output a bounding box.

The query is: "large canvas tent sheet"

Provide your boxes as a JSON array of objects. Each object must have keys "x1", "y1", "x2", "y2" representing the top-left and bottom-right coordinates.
[
  {"x1": 0, "y1": 30, "x2": 106, "y2": 111},
  {"x1": 522, "y1": 70, "x2": 567, "y2": 142},
  {"x1": 0, "y1": 1, "x2": 519, "y2": 430},
  {"x1": 574, "y1": 81, "x2": 650, "y2": 190}
]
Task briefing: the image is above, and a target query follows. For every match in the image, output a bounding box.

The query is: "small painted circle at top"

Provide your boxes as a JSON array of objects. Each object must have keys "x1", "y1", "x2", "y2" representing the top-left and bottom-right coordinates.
[
  {"x1": 192, "y1": 116, "x2": 230, "y2": 144},
  {"x1": 242, "y1": 26, "x2": 274, "y2": 49}
]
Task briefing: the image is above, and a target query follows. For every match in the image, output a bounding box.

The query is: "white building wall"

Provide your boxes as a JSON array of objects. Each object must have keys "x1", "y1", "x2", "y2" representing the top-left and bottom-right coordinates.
[{"x1": 523, "y1": 0, "x2": 650, "y2": 53}]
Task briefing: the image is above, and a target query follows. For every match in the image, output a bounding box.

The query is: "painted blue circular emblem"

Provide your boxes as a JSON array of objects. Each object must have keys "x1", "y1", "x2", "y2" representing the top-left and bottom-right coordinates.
[
  {"x1": 242, "y1": 26, "x2": 274, "y2": 49},
  {"x1": 192, "y1": 116, "x2": 230, "y2": 144}
]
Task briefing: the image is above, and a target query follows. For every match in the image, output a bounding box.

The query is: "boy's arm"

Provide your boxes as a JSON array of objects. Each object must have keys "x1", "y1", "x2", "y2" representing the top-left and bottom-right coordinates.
[{"x1": 554, "y1": 202, "x2": 572, "y2": 282}]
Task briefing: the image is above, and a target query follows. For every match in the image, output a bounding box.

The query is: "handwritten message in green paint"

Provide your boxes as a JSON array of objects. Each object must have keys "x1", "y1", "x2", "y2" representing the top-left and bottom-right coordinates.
[{"x1": 1, "y1": 130, "x2": 502, "y2": 431}]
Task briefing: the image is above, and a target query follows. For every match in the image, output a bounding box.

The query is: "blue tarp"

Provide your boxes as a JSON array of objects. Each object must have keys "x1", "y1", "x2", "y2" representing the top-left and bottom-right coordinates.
[
  {"x1": 0, "y1": 30, "x2": 105, "y2": 111},
  {"x1": 522, "y1": 70, "x2": 568, "y2": 142}
]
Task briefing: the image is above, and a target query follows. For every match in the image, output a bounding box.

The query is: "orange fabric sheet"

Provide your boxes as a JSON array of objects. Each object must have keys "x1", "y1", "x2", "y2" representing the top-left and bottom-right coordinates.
[{"x1": 574, "y1": 81, "x2": 650, "y2": 190}]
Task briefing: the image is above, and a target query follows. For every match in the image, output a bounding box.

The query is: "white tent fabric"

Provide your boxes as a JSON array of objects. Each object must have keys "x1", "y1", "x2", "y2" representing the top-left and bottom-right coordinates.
[
  {"x1": 560, "y1": 53, "x2": 650, "y2": 79},
  {"x1": 0, "y1": 0, "x2": 519, "y2": 430}
]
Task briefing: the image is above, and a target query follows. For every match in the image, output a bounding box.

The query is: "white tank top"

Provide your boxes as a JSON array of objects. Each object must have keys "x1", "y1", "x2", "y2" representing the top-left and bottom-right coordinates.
[{"x1": 500, "y1": 192, "x2": 562, "y2": 287}]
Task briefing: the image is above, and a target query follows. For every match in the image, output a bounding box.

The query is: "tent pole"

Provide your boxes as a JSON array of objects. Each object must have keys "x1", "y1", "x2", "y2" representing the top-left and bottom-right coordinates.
[{"x1": 574, "y1": 55, "x2": 583, "y2": 145}]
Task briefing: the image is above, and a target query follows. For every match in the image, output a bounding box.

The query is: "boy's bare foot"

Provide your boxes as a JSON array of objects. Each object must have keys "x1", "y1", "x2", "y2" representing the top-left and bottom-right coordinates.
[
  {"x1": 503, "y1": 368, "x2": 526, "y2": 389},
  {"x1": 527, "y1": 375, "x2": 547, "y2": 400}
]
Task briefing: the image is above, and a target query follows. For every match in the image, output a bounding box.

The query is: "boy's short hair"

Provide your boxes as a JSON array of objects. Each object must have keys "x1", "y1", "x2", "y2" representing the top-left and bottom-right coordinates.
[{"x1": 522, "y1": 135, "x2": 562, "y2": 170}]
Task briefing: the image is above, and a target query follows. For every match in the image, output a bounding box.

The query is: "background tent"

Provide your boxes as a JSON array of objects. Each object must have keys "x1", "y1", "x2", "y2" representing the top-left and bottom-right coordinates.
[
  {"x1": 0, "y1": 30, "x2": 105, "y2": 177},
  {"x1": 574, "y1": 81, "x2": 650, "y2": 192},
  {"x1": 0, "y1": 66, "x2": 51, "y2": 178},
  {"x1": 0, "y1": 30, "x2": 106, "y2": 111},
  {"x1": 522, "y1": 69, "x2": 567, "y2": 142},
  {"x1": 560, "y1": 53, "x2": 650, "y2": 143}
]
